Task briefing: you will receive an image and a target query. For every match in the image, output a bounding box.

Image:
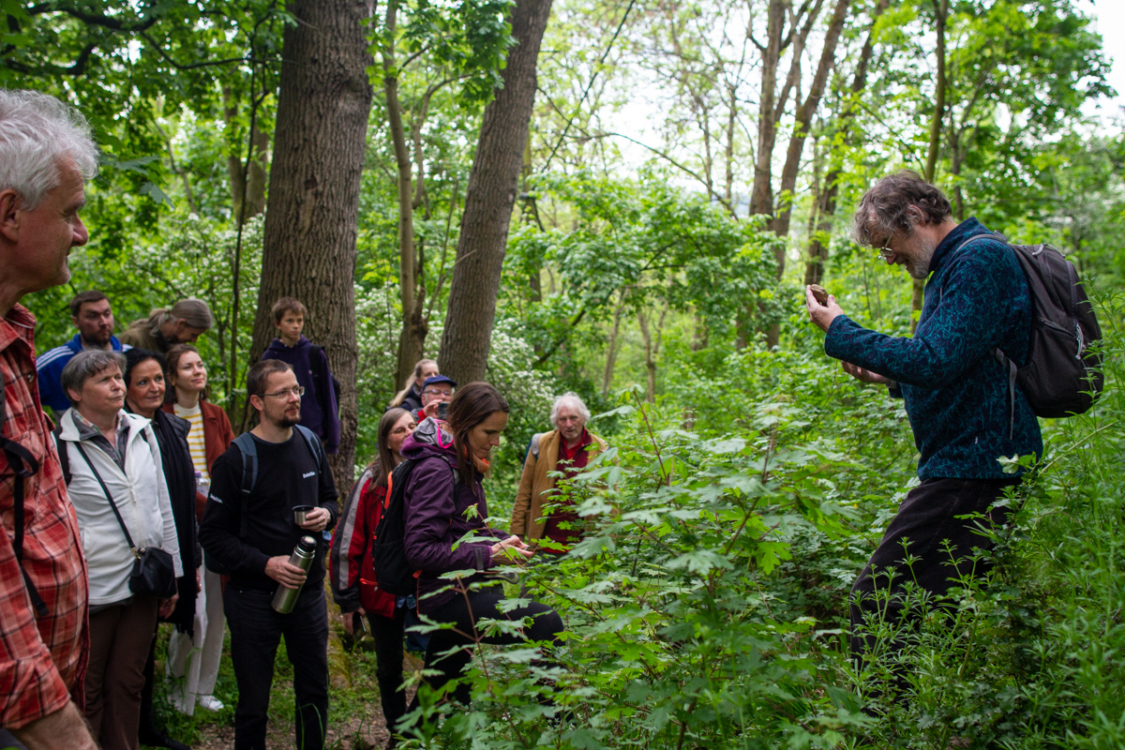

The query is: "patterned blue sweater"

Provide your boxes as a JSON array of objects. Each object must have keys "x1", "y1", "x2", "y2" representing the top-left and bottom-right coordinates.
[{"x1": 825, "y1": 218, "x2": 1042, "y2": 479}]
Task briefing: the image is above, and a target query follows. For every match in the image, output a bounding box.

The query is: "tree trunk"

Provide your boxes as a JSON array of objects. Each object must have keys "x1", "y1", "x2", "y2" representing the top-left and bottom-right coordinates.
[
  {"x1": 748, "y1": 0, "x2": 784, "y2": 221},
  {"x1": 249, "y1": 0, "x2": 375, "y2": 490},
  {"x1": 915, "y1": 0, "x2": 948, "y2": 332},
  {"x1": 637, "y1": 301, "x2": 669, "y2": 404},
  {"x1": 802, "y1": 0, "x2": 888, "y2": 286},
  {"x1": 383, "y1": 0, "x2": 429, "y2": 388},
  {"x1": 772, "y1": 0, "x2": 851, "y2": 239},
  {"x1": 437, "y1": 0, "x2": 553, "y2": 385},
  {"x1": 223, "y1": 87, "x2": 269, "y2": 220},
  {"x1": 601, "y1": 292, "x2": 627, "y2": 395}
]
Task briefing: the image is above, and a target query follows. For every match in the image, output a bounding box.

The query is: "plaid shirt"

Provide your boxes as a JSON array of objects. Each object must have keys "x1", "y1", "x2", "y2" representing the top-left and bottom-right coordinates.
[{"x1": 1, "y1": 304, "x2": 89, "y2": 729}]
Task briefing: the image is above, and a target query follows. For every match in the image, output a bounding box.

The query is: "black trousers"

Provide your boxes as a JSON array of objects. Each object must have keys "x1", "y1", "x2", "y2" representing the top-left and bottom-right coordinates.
[
  {"x1": 367, "y1": 607, "x2": 407, "y2": 735},
  {"x1": 408, "y1": 586, "x2": 563, "y2": 713},
  {"x1": 850, "y1": 476, "x2": 1019, "y2": 662},
  {"x1": 224, "y1": 585, "x2": 329, "y2": 750}
]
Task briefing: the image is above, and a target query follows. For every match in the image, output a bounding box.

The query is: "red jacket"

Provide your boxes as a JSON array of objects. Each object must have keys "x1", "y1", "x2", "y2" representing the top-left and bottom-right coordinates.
[
  {"x1": 329, "y1": 467, "x2": 396, "y2": 618},
  {"x1": 162, "y1": 400, "x2": 235, "y2": 520}
]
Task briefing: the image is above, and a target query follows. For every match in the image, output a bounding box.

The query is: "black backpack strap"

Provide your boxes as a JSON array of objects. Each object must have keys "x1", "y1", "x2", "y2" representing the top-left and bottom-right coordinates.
[
  {"x1": 0, "y1": 431, "x2": 49, "y2": 618},
  {"x1": 51, "y1": 423, "x2": 71, "y2": 485},
  {"x1": 294, "y1": 424, "x2": 325, "y2": 471},
  {"x1": 232, "y1": 433, "x2": 258, "y2": 541}
]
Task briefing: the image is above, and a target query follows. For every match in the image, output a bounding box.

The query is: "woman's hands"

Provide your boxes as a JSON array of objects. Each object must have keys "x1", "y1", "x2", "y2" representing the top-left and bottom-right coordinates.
[
  {"x1": 158, "y1": 593, "x2": 179, "y2": 619},
  {"x1": 490, "y1": 535, "x2": 533, "y2": 564}
]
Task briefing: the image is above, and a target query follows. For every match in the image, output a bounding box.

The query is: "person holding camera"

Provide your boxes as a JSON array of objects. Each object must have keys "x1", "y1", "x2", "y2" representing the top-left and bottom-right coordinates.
[
  {"x1": 54, "y1": 349, "x2": 183, "y2": 750},
  {"x1": 415, "y1": 375, "x2": 455, "y2": 422},
  {"x1": 398, "y1": 383, "x2": 565, "y2": 734}
]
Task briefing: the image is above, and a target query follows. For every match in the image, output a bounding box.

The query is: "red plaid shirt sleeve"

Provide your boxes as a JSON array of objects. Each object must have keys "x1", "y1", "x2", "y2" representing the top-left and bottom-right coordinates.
[{"x1": 1, "y1": 305, "x2": 89, "y2": 729}]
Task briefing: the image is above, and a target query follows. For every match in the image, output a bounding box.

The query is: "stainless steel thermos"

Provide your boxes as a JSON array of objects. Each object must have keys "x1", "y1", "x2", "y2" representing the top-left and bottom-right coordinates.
[{"x1": 271, "y1": 535, "x2": 318, "y2": 614}]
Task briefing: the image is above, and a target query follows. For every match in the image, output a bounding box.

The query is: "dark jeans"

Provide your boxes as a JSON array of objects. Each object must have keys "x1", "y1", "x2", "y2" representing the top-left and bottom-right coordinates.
[
  {"x1": 406, "y1": 586, "x2": 563, "y2": 718},
  {"x1": 224, "y1": 585, "x2": 329, "y2": 750},
  {"x1": 367, "y1": 608, "x2": 407, "y2": 736},
  {"x1": 850, "y1": 476, "x2": 1019, "y2": 663}
]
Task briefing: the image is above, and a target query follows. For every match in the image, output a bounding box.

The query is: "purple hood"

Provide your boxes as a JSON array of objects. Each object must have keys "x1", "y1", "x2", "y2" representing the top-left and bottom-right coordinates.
[{"x1": 400, "y1": 418, "x2": 504, "y2": 612}]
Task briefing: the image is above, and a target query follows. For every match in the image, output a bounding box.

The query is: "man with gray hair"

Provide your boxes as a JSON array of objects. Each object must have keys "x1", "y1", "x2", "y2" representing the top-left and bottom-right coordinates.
[
  {"x1": 510, "y1": 392, "x2": 607, "y2": 551},
  {"x1": 804, "y1": 170, "x2": 1042, "y2": 679},
  {"x1": 0, "y1": 89, "x2": 99, "y2": 749},
  {"x1": 119, "y1": 298, "x2": 213, "y2": 353}
]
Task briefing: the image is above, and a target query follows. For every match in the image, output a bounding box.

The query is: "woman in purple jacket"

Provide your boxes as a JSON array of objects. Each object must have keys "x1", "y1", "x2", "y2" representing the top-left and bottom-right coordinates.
[{"x1": 400, "y1": 382, "x2": 564, "y2": 724}]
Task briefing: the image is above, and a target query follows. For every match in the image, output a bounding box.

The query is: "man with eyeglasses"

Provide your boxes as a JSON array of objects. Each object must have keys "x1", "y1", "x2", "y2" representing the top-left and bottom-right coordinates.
[
  {"x1": 199, "y1": 359, "x2": 338, "y2": 750},
  {"x1": 804, "y1": 170, "x2": 1041, "y2": 686},
  {"x1": 417, "y1": 374, "x2": 456, "y2": 421}
]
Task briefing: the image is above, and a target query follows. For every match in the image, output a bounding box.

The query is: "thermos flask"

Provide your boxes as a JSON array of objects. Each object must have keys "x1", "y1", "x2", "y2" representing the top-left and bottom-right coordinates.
[{"x1": 271, "y1": 535, "x2": 318, "y2": 614}]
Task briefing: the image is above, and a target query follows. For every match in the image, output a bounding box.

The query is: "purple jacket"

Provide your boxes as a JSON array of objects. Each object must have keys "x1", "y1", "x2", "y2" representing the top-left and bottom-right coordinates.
[{"x1": 401, "y1": 418, "x2": 504, "y2": 612}]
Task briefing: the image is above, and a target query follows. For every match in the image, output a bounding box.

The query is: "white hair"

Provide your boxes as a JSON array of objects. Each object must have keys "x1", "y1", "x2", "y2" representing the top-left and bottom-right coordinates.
[
  {"x1": 550, "y1": 392, "x2": 590, "y2": 427},
  {"x1": 0, "y1": 89, "x2": 98, "y2": 209}
]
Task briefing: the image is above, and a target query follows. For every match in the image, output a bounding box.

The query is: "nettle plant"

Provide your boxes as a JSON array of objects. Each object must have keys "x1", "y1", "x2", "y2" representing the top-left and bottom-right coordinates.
[{"x1": 406, "y1": 393, "x2": 873, "y2": 749}]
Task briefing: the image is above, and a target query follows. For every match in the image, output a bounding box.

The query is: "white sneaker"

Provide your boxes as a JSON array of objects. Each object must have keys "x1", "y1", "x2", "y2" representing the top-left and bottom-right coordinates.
[{"x1": 197, "y1": 695, "x2": 224, "y2": 712}]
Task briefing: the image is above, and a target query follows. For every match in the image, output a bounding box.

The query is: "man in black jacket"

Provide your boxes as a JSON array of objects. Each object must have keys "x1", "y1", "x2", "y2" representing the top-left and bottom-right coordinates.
[{"x1": 199, "y1": 359, "x2": 338, "y2": 750}]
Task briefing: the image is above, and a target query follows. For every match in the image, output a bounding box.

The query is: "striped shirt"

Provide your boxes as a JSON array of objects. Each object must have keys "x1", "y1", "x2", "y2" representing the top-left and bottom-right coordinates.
[{"x1": 173, "y1": 403, "x2": 209, "y2": 486}]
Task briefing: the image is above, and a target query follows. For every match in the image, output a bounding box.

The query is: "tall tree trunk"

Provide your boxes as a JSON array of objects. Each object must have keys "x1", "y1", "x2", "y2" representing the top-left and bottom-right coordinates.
[
  {"x1": 249, "y1": 0, "x2": 375, "y2": 490},
  {"x1": 602, "y1": 292, "x2": 627, "y2": 395},
  {"x1": 383, "y1": 0, "x2": 429, "y2": 388},
  {"x1": 637, "y1": 301, "x2": 669, "y2": 403},
  {"x1": 772, "y1": 0, "x2": 851, "y2": 239},
  {"x1": 223, "y1": 87, "x2": 269, "y2": 220},
  {"x1": 915, "y1": 0, "x2": 948, "y2": 332},
  {"x1": 748, "y1": 0, "x2": 785, "y2": 221},
  {"x1": 803, "y1": 0, "x2": 888, "y2": 286},
  {"x1": 438, "y1": 0, "x2": 553, "y2": 384}
]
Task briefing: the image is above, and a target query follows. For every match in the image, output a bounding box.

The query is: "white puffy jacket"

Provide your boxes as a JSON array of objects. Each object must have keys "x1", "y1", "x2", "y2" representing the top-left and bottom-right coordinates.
[{"x1": 56, "y1": 409, "x2": 183, "y2": 606}]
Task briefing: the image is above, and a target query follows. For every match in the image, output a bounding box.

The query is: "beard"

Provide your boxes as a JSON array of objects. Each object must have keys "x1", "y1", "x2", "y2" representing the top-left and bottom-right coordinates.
[
  {"x1": 905, "y1": 237, "x2": 938, "y2": 280},
  {"x1": 279, "y1": 414, "x2": 301, "y2": 429},
  {"x1": 81, "y1": 329, "x2": 112, "y2": 347}
]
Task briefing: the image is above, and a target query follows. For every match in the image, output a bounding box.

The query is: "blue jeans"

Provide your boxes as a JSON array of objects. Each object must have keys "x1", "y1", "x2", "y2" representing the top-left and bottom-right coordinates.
[{"x1": 224, "y1": 585, "x2": 329, "y2": 750}]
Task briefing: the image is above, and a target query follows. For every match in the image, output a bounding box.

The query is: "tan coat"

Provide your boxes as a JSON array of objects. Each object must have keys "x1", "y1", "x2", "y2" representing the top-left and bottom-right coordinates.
[{"x1": 509, "y1": 428, "x2": 607, "y2": 541}]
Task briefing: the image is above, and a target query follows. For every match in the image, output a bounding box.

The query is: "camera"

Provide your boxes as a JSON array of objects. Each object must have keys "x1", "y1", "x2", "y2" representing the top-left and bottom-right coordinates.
[{"x1": 437, "y1": 402, "x2": 449, "y2": 420}]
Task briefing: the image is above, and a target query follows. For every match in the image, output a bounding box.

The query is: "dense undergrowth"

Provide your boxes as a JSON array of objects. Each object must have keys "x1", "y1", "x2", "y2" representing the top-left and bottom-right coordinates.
[{"x1": 394, "y1": 293, "x2": 1124, "y2": 749}]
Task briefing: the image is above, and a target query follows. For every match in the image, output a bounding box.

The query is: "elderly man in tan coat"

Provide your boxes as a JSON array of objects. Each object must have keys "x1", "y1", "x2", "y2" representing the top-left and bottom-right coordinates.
[{"x1": 510, "y1": 392, "x2": 607, "y2": 552}]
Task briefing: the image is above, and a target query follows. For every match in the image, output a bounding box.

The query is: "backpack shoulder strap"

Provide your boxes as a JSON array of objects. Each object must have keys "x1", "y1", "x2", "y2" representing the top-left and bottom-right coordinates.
[
  {"x1": 231, "y1": 433, "x2": 258, "y2": 540},
  {"x1": 530, "y1": 433, "x2": 542, "y2": 460},
  {"x1": 1, "y1": 410, "x2": 48, "y2": 617},
  {"x1": 51, "y1": 423, "x2": 71, "y2": 486},
  {"x1": 294, "y1": 424, "x2": 325, "y2": 470}
]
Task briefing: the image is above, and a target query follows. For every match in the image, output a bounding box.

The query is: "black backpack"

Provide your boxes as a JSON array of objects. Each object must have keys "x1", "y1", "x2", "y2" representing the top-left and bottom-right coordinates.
[
  {"x1": 960, "y1": 234, "x2": 1104, "y2": 425},
  {"x1": 369, "y1": 458, "x2": 422, "y2": 596}
]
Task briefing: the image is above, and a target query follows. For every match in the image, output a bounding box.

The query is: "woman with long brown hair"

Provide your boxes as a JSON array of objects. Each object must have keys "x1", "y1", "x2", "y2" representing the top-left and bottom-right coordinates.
[
  {"x1": 330, "y1": 407, "x2": 417, "y2": 738},
  {"x1": 399, "y1": 382, "x2": 564, "y2": 730},
  {"x1": 161, "y1": 344, "x2": 235, "y2": 715}
]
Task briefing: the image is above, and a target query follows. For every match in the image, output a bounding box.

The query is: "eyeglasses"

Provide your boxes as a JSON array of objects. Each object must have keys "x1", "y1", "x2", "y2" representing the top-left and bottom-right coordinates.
[
  {"x1": 877, "y1": 236, "x2": 895, "y2": 259},
  {"x1": 390, "y1": 425, "x2": 414, "y2": 436},
  {"x1": 264, "y1": 386, "x2": 304, "y2": 399},
  {"x1": 423, "y1": 389, "x2": 452, "y2": 397}
]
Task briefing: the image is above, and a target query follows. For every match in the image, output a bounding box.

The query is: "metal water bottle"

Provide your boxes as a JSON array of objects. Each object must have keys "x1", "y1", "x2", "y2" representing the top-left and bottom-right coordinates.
[{"x1": 271, "y1": 535, "x2": 318, "y2": 614}]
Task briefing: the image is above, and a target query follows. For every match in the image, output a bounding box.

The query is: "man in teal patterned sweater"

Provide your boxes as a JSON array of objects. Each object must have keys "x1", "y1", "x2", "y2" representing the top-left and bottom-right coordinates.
[{"x1": 805, "y1": 171, "x2": 1042, "y2": 674}]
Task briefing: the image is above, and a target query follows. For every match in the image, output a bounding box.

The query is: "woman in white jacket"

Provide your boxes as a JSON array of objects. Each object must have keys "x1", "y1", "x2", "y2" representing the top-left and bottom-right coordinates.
[{"x1": 56, "y1": 350, "x2": 183, "y2": 750}]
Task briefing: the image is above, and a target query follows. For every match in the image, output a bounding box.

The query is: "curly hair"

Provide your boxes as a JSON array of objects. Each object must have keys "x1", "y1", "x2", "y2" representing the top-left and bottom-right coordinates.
[{"x1": 853, "y1": 170, "x2": 952, "y2": 247}]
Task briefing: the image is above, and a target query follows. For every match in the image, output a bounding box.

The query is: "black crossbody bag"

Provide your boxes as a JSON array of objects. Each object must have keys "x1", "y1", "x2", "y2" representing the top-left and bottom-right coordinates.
[{"x1": 73, "y1": 442, "x2": 177, "y2": 599}]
